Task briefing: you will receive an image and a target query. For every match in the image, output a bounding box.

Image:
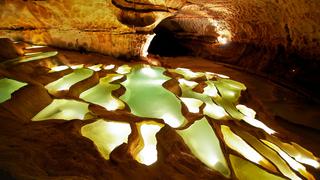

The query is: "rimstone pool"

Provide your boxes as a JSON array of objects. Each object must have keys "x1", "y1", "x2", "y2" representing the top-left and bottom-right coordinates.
[{"x1": 0, "y1": 43, "x2": 319, "y2": 179}]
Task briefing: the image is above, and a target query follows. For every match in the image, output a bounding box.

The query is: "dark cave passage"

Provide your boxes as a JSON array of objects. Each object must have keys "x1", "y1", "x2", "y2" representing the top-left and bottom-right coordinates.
[{"x1": 148, "y1": 19, "x2": 191, "y2": 57}]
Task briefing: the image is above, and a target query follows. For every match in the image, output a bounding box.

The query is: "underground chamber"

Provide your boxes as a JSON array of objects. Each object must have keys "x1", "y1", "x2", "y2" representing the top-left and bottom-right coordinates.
[{"x1": 0, "y1": 1, "x2": 320, "y2": 179}]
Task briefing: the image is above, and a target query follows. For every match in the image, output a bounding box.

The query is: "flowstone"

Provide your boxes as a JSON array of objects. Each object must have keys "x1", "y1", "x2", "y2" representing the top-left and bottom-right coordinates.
[{"x1": 2, "y1": 59, "x2": 316, "y2": 179}]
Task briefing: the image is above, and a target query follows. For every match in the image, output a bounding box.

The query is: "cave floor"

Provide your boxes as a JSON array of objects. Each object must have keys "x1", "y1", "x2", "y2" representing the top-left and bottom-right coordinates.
[{"x1": 0, "y1": 45, "x2": 319, "y2": 179}]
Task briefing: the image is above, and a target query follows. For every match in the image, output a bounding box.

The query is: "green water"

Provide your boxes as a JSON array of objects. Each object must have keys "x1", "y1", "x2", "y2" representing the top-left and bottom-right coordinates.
[
  {"x1": 230, "y1": 155, "x2": 284, "y2": 180},
  {"x1": 32, "y1": 99, "x2": 90, "y2": 121},
  {"x1": 0, "y1": 78, "x2": 27, "y2": 103},
  {"x1": 120, "y1": 65, "x2": 186, "y2": 128},
  {"x1": 177, "y1": 117, "x2": 230, "y2": 177},
  {"x1": 80, "y1": 74, "x2": 125, "y2": 111},
  {"x1": 45, "y1": 68, "x2": 93, "y2": 94},
  {"x1": 81, "y1": 119, "x2": 131, "y2": 159}
]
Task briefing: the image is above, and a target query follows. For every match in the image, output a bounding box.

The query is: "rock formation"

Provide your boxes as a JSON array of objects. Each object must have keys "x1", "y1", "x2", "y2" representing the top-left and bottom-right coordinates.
[
  {"x1": 0, "y1": 40, "x2": 319, "y2": 180},
  {"x1": 0, "y1": 0, "x2": 185, "y2": 57},
  {"x1": 1, "y1": 0, "x2": 319, "y2": 95},
  {"x1": 0, "y1": 1, "x2": 320, "y2": 179}
]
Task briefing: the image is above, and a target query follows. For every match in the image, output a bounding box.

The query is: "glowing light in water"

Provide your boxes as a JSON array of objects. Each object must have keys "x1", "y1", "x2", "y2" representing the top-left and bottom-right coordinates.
[
  {"x1": 25, "y1": 45, "x2": 46, "y2": 49},
  {"x1": 70, "y1": 64, "x2": 84, "y2": 69},
  {"x1": 104, "y1": 64, "x2": 115, "y2": 70},
  {"x1": 13, "y1": 61, "x2": 318, "y2": 179},
  {"x1": 178, "y1": 118, "x2": 230, "y2": 177},
  {"x1": 50, "y1": 65, "x2": 69, "y2": 72},
  {"x1": 236, "y1": 105, "x2": 276, "y2": 134},
  {"x1": 237, "y1": 130, "x2": 301, "y2": 180},
  {"x1": 45, "y1": 68, "x2": 93, "y2": 94},
  {"x1": 141, "y1": 65, "x2": 157, "y2": 77},
  {"x1": 263, "y1": 140, "x2": 315, "y2": 180},
  {"x1": 80, "y1": 74, "x2": 125, "y2": 111},
  {"x1": 295, "y1": 155, "x2": 320, "y2": 169},
  {"x1": 217, "y1": 73, "x2": 230, "y2": 79},
  {"x1": 3, "y1": 51, "x2": 58, "y2": 65},
  {"x1": 136, "y1": 123, "x2": 163, "y2": 165},
  {"x1": 161, "y1": 113, "x2": 183, "y2": 128},
  {"x1": 210, "y1": 78, "x2": 247, "y2": 120},
  {"x1": 212, "y1": 82, "x2": 238, "y2": 101},
  {"x1": 178, "y1": 78, "x2": 198, "y2": 88},
  {"x1": 24, "y1": 52, "x2": 43, "y2": 56},
  {"x1": 220, "y1": 79, "x2": 246, "y2": 90},
  {"x1": 290, "y1": 142, "x2": 320, "y2": 169},
  {"x1": 116, "y1": 65, "x2": 131, "y2": 74},
  {"x1": 236, "y1": 104, "x2": 256, "y2": 118},
  {"x1": 180, "y1": 97, "x2": 203, "y2": 113},
  {"x1": 120, "y1": 65, "x2": 186, "y2": 128},
  {"x1": 81, "y1": 120, "x2": 131, "y2": 160},
  {"x1": 141, "y1": 34, "x2": 156, "y2": 57},
  {"x1": 171, "y1": 68, "x2": 204, "y2": 80},
  {"x1": 88, "y1": 64, "x2": 103, "y2": 71},
  {"x1": 230, "y1": 155, "x2": 284, "y2": 180},
  {"x1": 205, "y1": 72, "x2": 230, "y2": 79},
  {"x1": 266, "y1": 136, "x2": 320, "y2": 169},
  {"x1": 0, "y1": 78, "x2": 27, "y2": 103},
  {"x1": 203, "y1": 81, "x2": 218, "y2": 97},
  {"x1": 32, "y1": 99, "x2": 90, "y2": 121},
  {"x1": 221, "y1": 126, "x2": 277, "y2": 172},
  {"x1": 244, "y1": 116, "x2": 275, "y2": 135},
  {"x1": 204, "y1": 103, "x2": 227, "y2": 119},
  {"x1": 178, "y1": 79, "x2": 228, "y2": 119}
]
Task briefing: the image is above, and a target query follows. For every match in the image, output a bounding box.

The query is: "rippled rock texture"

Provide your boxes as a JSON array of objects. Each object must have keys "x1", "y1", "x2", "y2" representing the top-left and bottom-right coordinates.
[
  {"x1": 1, "y1": 0, "x2": 319, "y2": 58},
  {"x1": 148, "y1": 0, "x2": 320, "y2": 98},
  {"x1": 0, "y1": 0, "x2": 184, "y2": 57},
  {"x1": 1, "y1": 0, "x2": 319, "y2": 96},
  {"x1": 0, "y1": 44, "x2": 320, "y2": 179},
  {"x1": 1, "y1": 1, "x2": 320, "y2": 179}
]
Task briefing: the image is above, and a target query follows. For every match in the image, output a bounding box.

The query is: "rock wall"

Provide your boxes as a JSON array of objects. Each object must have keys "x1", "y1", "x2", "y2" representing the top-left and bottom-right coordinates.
[
  {"x1": 0, "y1": 0, "x2": 185, "y2": 57},
  {"x1": 1, "y1": 0, "x2": 319, "y2": 59},
  {"x1": 148, "y1": 0, "x2": 320, "y2": 96},
  {"x1": 1, "y1": 0, "x2": 320, "y2": 94}
]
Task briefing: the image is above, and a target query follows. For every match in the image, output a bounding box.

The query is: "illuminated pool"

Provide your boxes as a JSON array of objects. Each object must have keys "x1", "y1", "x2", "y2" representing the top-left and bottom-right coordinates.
[{"x1": 1, "y1": 49, "x2": 318, "y2": 179}]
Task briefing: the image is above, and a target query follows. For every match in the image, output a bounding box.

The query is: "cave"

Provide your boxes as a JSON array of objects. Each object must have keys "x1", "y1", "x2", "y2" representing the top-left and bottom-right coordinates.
[
  {"x1": 0, "y1": 1, "x2": 320, "y2": 180},
  {"x1": 148, "y1": 17, "x2": 192, "y2": 56}
]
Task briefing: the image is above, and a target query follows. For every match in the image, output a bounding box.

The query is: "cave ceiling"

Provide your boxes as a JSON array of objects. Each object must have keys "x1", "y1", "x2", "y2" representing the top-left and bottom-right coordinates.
[
  {"x1": 1, "y1": 1, "x2": 320, "y2": 179},
  {"x1": 0, "y1": 0, "x2": 319, "y2": 59},
  {"x1": 2, "y1": 0, "x2": 319, "y2": 99}
]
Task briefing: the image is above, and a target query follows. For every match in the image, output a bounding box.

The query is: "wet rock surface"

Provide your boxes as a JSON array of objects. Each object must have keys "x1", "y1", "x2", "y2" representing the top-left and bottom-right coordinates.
[
  {"x1": 0, "y1": 46, "x2": 319, "y2": 179},
  {"x1": 1, "y1": 0, "x2": 319, "y2": 95}
]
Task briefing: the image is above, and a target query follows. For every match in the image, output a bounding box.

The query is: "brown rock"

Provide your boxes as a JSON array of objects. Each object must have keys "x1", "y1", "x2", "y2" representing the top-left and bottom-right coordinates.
[{"x1": 0, "y1": 38, "x2": 22, "y2": 61}]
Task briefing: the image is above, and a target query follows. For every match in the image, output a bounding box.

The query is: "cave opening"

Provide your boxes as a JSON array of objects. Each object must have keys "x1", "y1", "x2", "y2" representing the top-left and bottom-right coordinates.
[
  {"x1": 148, "y1": 17, "x2": 191, "y2": 57},
  {"x1": 1, "y1": 0, "x2": 320, "y2": 179}
]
